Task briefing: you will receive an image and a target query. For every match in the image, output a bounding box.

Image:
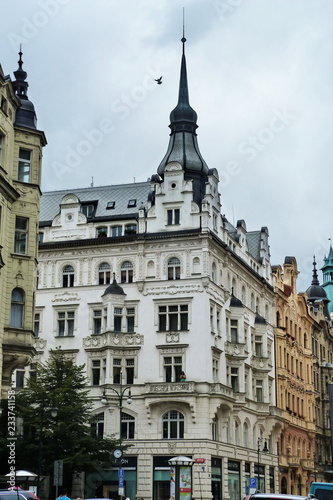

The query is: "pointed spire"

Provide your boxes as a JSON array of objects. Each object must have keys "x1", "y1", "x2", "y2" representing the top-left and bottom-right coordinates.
[
  {"x1": 311, "y1": 256, "x2": 320, "y2": 286},
  {"x1": 157, "y1": 29, "x2": 209, "y2": 205},
  {"x1": 13, "y1": 46, "x2": 29, "y2": 99},
  {"x1": 12, "y1": 47, "x2": 37, "y2": 129}
]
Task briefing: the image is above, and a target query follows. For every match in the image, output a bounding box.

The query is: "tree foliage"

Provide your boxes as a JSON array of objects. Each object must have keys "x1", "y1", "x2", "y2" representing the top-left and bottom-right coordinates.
[{"x1": 4, "y1": 351, "x2": 118, "y2": 479}]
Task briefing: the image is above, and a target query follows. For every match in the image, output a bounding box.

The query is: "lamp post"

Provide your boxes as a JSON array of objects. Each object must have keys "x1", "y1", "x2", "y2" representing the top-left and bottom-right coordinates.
[
  {"x1": 37, "y1": 395, "x2": 58, "y2": 497},
  {"x1": 101, "y1": 370, "x2": 132, "y2": 447},
  {"x1": 257, "y1": 437, "x2": 269, "y2": 492}
]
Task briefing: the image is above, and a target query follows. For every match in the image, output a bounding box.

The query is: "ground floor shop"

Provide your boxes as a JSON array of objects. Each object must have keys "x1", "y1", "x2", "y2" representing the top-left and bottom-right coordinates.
[{"x1": 84, "y1": 449, "x2": 278, "y2": 500}]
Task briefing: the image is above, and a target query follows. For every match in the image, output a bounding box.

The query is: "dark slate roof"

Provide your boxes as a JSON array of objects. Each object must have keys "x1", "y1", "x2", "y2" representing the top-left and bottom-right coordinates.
[
  {"x1": 246, "y1": 231, "x2": 262, "y2": 262},
  {"x1": 40, "y1": 181, "x2": 152, "y2": 223},
  {"x1": 102, "y1": 277, "x2": 126, "y2": 296}
]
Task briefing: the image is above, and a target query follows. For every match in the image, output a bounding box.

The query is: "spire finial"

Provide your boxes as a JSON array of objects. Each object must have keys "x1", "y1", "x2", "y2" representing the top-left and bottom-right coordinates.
[
  {"x1": 181, "y1": 7, "x2": 186, "y2": 54},
  {"x1": 311, "y1": 256, "x2": 320, "y2": 286}
]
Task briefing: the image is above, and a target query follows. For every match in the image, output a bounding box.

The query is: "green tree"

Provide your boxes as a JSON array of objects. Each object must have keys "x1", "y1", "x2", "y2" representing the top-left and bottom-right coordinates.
[{"x1": 12, "y1": 351, "x2": 119, "y2": 487}]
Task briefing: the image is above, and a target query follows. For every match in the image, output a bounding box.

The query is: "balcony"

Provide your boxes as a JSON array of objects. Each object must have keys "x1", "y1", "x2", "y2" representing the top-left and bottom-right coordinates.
[
  {"x1": 301, "y1": 458, "x2": 314, "y2": 470},
  {"x1": 224, "y1": 341, "x2": 248, "y2": 359},
  {"x1": 251, "y1": 355, "x2": 272, "y2": 372},
  {"x1": 145, "y1": 381, "x2": 195, "y2": 394},
  {"x1": 83, "y1": 331, "x2": 144, "y2": 349},
  {"x1": 288, "y1": 455, "x2": 301, "y2": 467}
]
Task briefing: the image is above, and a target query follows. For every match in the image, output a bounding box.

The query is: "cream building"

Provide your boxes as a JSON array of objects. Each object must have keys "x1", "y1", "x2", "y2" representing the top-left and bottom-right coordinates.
[
  {"x1": 0, "y1": 53, "x2": 46, "y2": 398},
  {"x1": 30, "y1": 39, "x2": 282, "y2": 500}
]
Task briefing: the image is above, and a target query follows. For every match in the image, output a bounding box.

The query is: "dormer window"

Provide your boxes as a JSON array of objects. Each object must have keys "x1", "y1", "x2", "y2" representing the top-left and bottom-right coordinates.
[
  {"x1": 107, "y1": 201, "x2": 115, "y2": 209},
  {"x1": 81, "y1": 203, "x2": 95, "y2": 218},
  {"x1": 167, "y1": 208, "x2": 180, "y2": 225},
  {"x1": 128, "y1": 199, "x2": 137, "y2": 208}
]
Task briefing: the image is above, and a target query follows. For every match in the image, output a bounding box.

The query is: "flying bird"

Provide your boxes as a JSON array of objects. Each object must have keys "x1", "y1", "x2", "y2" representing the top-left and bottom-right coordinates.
[{"x1": 155, "y1": 76, "x2": 162, "y2": 85}]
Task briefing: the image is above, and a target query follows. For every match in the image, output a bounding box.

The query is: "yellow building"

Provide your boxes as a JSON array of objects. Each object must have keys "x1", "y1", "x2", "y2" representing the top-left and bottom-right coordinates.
[
  {"x1": 272, "y1": 257, "x2": 316, "y2": 495},
  {"x1": 0, "y1": 52, "x2": 46, "y2": 399}
]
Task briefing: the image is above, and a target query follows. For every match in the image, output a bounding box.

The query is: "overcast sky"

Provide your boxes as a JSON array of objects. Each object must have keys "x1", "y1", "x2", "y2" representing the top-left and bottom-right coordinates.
[{"x1": 1, "y1": 0, "x2": 333, "y2": 292}]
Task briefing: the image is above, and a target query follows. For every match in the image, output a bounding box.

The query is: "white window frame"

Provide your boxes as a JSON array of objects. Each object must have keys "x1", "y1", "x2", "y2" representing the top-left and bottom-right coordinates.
[{"x1": 18, "y1": 148, "x2": 31, "y2": 183}]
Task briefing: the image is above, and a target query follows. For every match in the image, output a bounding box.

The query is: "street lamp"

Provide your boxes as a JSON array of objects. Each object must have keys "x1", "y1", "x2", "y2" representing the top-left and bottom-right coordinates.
[
  {"x1": 37, "y1": 395, "x2": 58, "y2": 497},
  {"x1": 257, "y1": 437, "x2": 269, "y2": 492},
  {"x1": 101, "y1": 370, "x2": 132, "y2": 446}
]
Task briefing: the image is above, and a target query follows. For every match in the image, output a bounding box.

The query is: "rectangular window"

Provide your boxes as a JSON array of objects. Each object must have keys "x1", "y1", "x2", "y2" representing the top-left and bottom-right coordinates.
[
  {"x1": 231, "y1": 367, "x2": 239, "y2": 392},
  {"x1": 91, "y1": 412, "x2": 104, "y2": 437},
  {"x1": 34, "y1": 312, "x2": 40, "y2": 337},
  {"x1": 113, "y1": 358, "x2": 122, "y2": 383},
  {"x1": 121, "y1": 412, "x2": 135, "y2": 439},
  {"x1": 57, "y1": 311, "x2": 75, "y2": 336},
  {"x1": 126, "y1": 308, "x2": 135, "y2": 332},
  {"x1": 112, "y1": 358, "x2": 135, "y2": 384},
  {"x1": 111, "y1": 226, "x2": 122, "y2": 237},
  {"x1": 114, "y1": 307, "x2": 122, "y2": 332},
  {"x1": 126, "y1": 358, "x2": 134, "y2": 384},
  {"x1": 230, "y1": 319, "x2": 238, "y2": 343},
  {"x1": 158, "y1": 304, "x2": 188, "y2": 331},
  {"x1": 93, "y1": 309, "x2": 102, "y2": 334},
  {"x1": 256, "y1": 379, "x2": 263, "y2": 402},
  {"x1": 163, "y1": 356, "x2": 182, "y2": 382},
  {"x1": 255, "y1": 335, "x2": 263, "y2": 357},
  {"x1": 16, "y1": 368, "x2": 25, "y2": 388},
  {"x1": 167, "y1": 208, "x2": 180, "y2": 225},
  {"x1": 18, "y1": 148, "x2": 31, "y2": 182},
  {"x1": 92, "y1": 360, "x2": 101, "y2": 385},
  {"x1": 14, "y1": 217, "x2": 28, "y2": 254}
]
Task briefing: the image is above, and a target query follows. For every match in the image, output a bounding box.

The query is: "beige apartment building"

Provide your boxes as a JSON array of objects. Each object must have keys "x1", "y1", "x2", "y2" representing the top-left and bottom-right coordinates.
[{"x1": 0, "y1": 53, "x2": 46, "y2": 398}]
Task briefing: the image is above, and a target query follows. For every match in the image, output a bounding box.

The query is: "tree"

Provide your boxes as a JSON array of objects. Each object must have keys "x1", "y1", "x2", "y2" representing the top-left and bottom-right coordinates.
[{"x1": 10, "y1": 351, "x2": 119, "y2": 490}]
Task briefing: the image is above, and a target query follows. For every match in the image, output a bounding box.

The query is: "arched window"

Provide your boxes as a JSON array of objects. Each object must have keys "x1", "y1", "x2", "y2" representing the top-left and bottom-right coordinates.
[
  {"x1": 168, "y1": 257, "x2": 180, "y2": 280},
  {"x1": 121, "y1": 261, "x2": 133, "y2": 283},
  {"x1": 241, "y1": 286, "x2": 246, "y2": 305},
  {"x1": 121, "y1": 412, "x2": 135, "y2": 440},
  {"x1": 99, "y1": 262, "x2": 111, "y2": 285},
  {"x1": 243, "y1": 422, "x2": 248, "y2": 447},
  {"x1": 234, "y1": 421, "x2": 239, "y2": 445},
  {"x1": 212, "y1": 262, "x2": 217, "y2": 283},
  {"x1": 62, "y1": 265, "x2": 74, "y2": 287},
  {"x1": 162, "y1": 410, "x2": 184, "y2": 439},
  {"x1": 10, "y1": 288, "x2": 25, "y2": 328}
]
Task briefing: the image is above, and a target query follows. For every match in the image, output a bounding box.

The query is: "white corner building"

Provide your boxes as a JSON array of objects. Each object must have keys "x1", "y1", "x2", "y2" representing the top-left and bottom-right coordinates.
[{"x1": 31, "y1": 37, "x2": 282, "y2": 500}]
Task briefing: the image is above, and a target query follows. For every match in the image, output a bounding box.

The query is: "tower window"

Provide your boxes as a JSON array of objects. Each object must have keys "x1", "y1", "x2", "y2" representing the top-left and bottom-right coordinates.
[
  {"x1": 18, "y1": 148, "x2": 31, "y2": 182},
  {"x1": 167, "y1": 208, "x2": 180, "y2": 225}
]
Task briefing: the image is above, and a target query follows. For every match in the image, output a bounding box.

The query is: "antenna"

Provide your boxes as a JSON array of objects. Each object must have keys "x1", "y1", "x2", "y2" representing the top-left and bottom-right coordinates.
[
  {"x1": 182, "y1": 7, "x2": 186, "y2": 54},
  {"x1": 91, "y1": 177, "x2": 94, "y2": 187}
]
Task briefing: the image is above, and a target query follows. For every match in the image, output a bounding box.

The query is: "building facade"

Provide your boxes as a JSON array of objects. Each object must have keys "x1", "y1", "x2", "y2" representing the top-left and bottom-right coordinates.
[
  {"x1": 272, "y1": 257, "x2": 316, "y2": 495},
  {"x1": 30, "y1": 39, "x2": 282, "y2": 500},
  {"x1": 0, "y1": 54, "x2": 46, "y2": 399}
]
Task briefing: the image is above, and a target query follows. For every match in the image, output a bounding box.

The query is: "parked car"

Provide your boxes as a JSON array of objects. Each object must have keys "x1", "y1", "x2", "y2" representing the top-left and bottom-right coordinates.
[
  {"x1": 309, "y1": 482, "x2": 333, "y2": 500},
  {"x1": 244, "y1": 494, "x2": 316, "y2": 500},
  {"x1": 0, "y1": 491, "x2": 40, "y2": 500},
  {"x1": 0, "y1": 493, "x2": 30, "y2": 500}
]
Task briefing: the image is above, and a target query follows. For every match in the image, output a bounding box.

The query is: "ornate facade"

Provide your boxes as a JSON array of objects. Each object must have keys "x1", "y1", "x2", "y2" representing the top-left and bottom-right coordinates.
[
  {"x1": 31, "y1": 38, "x2": 282, "y2": 500},
  {"x1": 0, "y1": 54, "x2": 46, "y2": 398}
]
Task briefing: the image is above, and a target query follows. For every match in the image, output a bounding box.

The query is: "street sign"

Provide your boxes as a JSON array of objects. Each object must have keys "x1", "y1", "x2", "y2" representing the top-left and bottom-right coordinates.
[
  {"x1": 53, "y1": 460, "x2": 63, "y2": 487},
  {"x1": 249, "y1": 477, "x2": 257, "y2": 494},
  {"x1": 194, "y1": 458, "x2": 205, "y2": 464},
  {"x1": 118, "y1": 467, "x2": 124, "y2": 478},
  {"x1": 118, "y1": 477, "x2": 124, "y2": 488},
  {"x1": 118, "y1": 487, "x2": 124, "y2": 496}
]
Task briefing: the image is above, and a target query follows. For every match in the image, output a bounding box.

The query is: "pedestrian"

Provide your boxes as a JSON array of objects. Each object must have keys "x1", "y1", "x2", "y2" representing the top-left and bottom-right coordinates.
[
  {"x1": 57, "y1": 489, "x2": 71, "y2": 500},
  {"x1": 180, "y1": 371, "x2": 186, "y2": 381}
]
